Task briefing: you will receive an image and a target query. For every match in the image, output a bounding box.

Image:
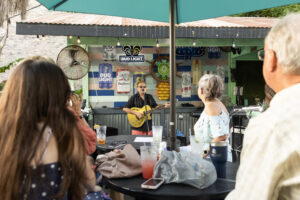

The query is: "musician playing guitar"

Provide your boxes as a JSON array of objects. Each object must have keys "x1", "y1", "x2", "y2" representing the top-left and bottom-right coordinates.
[{"x1": 123, "y1": 80, "x2": 170, "y2": 135}]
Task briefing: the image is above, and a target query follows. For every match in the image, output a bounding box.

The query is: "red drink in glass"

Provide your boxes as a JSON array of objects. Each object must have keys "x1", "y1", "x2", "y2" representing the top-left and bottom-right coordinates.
[{"x1": 142, "y1": 160, "x2": 156, "y2": 179}]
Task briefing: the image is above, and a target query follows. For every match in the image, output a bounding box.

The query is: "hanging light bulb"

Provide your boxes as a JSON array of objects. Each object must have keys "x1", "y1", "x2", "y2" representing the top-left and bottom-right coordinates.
[
  {"x1": 232, "y1": 41, "x2": 236, "y2": 48},
  {"x1": 117, "y1": 38, "x2": 120, "y2": 46},
  {"x1": 36, "y1": 35, "x2": 40, "y2": 41},
  {"x1": 77, "y1": 36, "x2": 81, "y2": 43},
  {"x1": 42, "y1": 35, "x2": 46, "y2": 40},
  {"x1": 193, "y1": 39, "x2": 196, "y2": 47},
  {"x1": 69, "y1": 35, "x2": 73, "y2": 39},
  {"x1": 156, "y1": 39, "x2": 160, "y2": 48}
]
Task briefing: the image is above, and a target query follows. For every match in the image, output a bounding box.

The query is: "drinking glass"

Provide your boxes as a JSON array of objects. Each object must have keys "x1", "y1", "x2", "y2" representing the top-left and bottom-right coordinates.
[
  {"x1": 96, "y1": 125, "x2": 107, "y2": 145},
  {"x1": 189, "y1": 135, "x2": 203, "y2": 155},
  {"x1": 152, "y1": 125, "x2": 163, "y2": 144},
  {"x1": 140, "y1": 145, "x2": 158, "y2": 179}
]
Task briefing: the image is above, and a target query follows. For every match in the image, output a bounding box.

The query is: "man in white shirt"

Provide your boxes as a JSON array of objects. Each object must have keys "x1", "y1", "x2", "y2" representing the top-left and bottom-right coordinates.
[{"x1": 226, "y1": 14, "x2": 300, "y2": 200}]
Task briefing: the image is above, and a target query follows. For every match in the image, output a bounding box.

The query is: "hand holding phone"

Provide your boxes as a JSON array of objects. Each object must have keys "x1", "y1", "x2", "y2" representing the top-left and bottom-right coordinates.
[{"x1": 141, "y1": 178, "x2": 164, "y2": 190}]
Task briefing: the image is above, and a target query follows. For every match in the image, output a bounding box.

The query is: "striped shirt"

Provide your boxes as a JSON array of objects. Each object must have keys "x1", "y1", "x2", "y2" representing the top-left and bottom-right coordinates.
[{"x1": 226, "y1": 83, "x2": 300, "y2": 200}]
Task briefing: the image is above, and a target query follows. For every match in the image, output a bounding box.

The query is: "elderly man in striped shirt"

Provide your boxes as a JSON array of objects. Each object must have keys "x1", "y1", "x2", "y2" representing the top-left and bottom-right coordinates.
[{"x1": 226, "y1": 13, "x2": 300, "y2": 200}]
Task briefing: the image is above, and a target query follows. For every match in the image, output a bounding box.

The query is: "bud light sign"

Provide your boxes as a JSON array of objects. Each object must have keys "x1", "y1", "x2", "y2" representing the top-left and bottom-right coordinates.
[
  {"x1": 119, "y1": 46, "x2": 144, "y2": 62},
  {"x1": 99, "y1": 63, "x2": 113, "y2": 88}
]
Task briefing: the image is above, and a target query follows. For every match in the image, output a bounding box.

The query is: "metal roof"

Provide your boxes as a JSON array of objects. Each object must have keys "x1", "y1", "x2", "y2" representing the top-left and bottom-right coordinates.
[{"x1": 16, "y1": 11, "x2": 277, "y2": 39}]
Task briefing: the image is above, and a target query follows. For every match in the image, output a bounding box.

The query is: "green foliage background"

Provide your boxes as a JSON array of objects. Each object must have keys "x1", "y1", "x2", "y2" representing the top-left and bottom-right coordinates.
[{"x1": 235, "y1": 3, "x2": 300, "y2": 17}]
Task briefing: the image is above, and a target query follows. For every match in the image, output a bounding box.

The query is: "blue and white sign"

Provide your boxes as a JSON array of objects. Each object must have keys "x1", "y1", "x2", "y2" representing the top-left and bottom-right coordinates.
[{"x1": 99, "y1": 63, "x2": 113, "y2": 88}]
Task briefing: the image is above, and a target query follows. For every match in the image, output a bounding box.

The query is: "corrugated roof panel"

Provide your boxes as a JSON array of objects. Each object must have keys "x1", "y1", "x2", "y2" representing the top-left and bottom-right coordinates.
[
  {"x1": 217, "y1": 17, "x2": 277, "y2": 28},
  {"x1": 21, "y1": 11, "x2": 276, "y2": 28}
]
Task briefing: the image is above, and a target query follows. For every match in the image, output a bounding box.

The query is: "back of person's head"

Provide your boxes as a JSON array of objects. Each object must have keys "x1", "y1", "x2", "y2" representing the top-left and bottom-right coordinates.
[
  {"x1": 0, "y1": 57, "x2": 87, "y2": 199},
  {"x1": 198, "y1": 74, "x2": 223, "y2": 101},
  {"x1": 265, "y1": 13, "x2": 300, "y2": 75},
  {"x1": 0, "y1": 57, "x2": 71, "y2": 121}
]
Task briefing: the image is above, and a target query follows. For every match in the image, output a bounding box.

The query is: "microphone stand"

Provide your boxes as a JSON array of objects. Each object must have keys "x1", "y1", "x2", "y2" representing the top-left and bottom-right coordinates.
[{"x1": 142, "y1": 90, "x2": 150, "y2": 135}]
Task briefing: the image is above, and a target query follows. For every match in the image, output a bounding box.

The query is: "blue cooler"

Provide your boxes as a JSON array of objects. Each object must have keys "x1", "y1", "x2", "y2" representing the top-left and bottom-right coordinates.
[{"x1": 210, "y1": 141, "x2": 227, "y2": 178}]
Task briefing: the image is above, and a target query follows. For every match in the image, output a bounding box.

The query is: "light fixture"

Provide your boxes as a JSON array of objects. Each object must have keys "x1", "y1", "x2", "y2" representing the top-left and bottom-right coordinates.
[
  {"x1": 117, "y1": 38, "x2": 120, "y2": 46},
  {"x1": 42, "y1": 35, "x2": 46, "y2": 40},
  {"x1": 69, "y1": 35, "x2": 73, "y2": 39},
  {"x1": 232, "y1": 41, "x2": 236, "y2": 48},
  {"x1": 77, "y1": 36, "x2": 81, "y2": 43},
  {"x1": 156, "y1": 39, "x2": 160, "y2": 48},
  {"x1": 36, "y1": 35, "x2": 40, "y2": 41},
  {"x1": 192, "y1": 39, "x2": 196, "y2": 47},
  {"x1": 192, "y1": 30, "x2": 196, "y2": 46}
]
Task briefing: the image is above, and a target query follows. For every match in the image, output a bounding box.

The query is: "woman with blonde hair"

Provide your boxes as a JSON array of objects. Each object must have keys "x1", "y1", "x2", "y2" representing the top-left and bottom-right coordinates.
[
  {"x1": 194, "y1": 74, "x2": 232, "y2": 161},
  {"x1": 0, "y1": 58, "x2": 102, "y2": 199}
]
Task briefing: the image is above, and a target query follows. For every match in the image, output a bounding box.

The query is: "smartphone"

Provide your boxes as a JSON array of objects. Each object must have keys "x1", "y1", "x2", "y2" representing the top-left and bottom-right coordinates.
[{"x1": 141, "y1": 178, "x2": 164, "y2": 189}]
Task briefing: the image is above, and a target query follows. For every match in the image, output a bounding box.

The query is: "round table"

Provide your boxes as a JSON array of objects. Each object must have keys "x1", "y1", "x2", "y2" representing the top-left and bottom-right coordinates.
[
  {"x1": 104, "y1": 161, "x2": 238, "y2": 200},
  {"x1": 96, "y1": 135, "x2": 181, "y2": 153}
]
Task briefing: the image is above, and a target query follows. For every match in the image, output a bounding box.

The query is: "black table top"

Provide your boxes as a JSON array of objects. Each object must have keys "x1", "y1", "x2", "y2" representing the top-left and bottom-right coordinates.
[
  {"x1": 96, "y1": 135, "x2": 180, "y2": 153},
  {"x1": 104, "y1": 161, "x2": 239, "y2": 200}
]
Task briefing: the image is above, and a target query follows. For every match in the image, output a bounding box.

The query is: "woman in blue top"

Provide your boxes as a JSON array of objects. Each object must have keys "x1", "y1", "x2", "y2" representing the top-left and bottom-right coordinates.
[
  {"x1": 194, "y1": 74, "x2": 232, "y2": 162},
  {"x1": 0, "y1": 57, "x2": 104, "y2": 199}
]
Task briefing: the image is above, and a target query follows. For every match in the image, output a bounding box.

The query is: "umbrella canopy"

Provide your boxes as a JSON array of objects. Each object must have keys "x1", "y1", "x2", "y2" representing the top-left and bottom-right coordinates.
[
  {"x1": 37, "y1": 0, "x2": 299, "y2": 23},
  {"x1": 35, "y1": 0, "x2": 300, "y2": 150}
]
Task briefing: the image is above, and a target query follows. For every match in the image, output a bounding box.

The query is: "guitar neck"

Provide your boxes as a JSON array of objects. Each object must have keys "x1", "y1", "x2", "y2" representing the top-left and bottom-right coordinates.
[{"x1": 145, "y1": 105, "x2": 164, "y2": 115}]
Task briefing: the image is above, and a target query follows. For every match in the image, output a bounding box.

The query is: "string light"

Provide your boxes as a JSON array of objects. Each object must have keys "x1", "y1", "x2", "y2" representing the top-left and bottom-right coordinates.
[
  {"x1": 192, "y1": 30, "x2": 196, "y2": 46},
  {"x1": 77, "y1": 36, "x2": 81, "y2": 43},
  {"x1": 69, "y1": 35, "x2": 73, "y2": 39},
  {"x1": 36, "y1": 35, "x2": 40, "y2": 41},
  {"x1": 117, "y1": 38, "x2": 120, "y2": 46},
  {"x1": 156, "y1": 39, "x2": 160, "y2": 48},
  {"x1": 193, "y1": 39, "x2": 196, "y2": 47},
  {"x1": 42, "y1": 35, "x2": 46, "y2": 40},
  {"x1": 232, "y1": 41, "x2": 236, "y2": 48}
]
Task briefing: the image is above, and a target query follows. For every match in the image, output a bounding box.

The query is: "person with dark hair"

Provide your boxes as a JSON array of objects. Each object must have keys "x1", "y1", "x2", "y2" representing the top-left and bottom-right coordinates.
[
  {"x1": 0, "y1": 57, "x2": 103, "y2": 199},
  {"x1": 194, "y1": 74, "x2": 232, "y2": 161},
  {"x1": 28, "y1": 56, "x2": 97, "y2": 155},
  {"x1": 123, "y1": 80, "x2": 169, "y2": 135}
]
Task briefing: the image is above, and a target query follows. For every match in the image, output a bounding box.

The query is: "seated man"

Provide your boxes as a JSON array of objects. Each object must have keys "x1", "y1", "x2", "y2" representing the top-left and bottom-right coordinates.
[{"x1": 226, "y1": 13, "x2": 300, "y2": 200}]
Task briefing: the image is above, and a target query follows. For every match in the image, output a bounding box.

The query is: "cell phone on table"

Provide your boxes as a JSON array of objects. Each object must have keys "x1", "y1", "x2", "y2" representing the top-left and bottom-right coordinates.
[{"x1": 141, "y1": 178, "x2": 164, "y2": 189}]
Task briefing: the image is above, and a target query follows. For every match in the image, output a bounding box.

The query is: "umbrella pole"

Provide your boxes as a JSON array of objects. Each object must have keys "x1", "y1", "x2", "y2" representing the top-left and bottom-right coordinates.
[{"x1": 169, "y1": 0, "x2": 176, "y2": 150}]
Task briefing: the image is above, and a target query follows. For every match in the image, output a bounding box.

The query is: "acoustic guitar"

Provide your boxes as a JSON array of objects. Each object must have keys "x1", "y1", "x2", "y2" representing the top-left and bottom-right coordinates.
[{"x1": 127, "y1": 105, "x2": 165, "y2": 128}]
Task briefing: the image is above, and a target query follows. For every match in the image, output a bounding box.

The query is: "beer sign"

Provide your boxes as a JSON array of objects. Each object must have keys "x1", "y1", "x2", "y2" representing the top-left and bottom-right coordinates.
[
  {"x1": 119, "y1": 46, "x2": 144, "y2": 62},
  {"x1": 99, "y1": 63, "x2": 113, "y2": 88}
]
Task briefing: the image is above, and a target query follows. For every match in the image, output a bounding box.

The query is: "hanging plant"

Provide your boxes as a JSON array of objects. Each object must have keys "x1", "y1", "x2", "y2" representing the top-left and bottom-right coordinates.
[{"x1": 0, "y1": 58, "x2": 23, "y2": 73}]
